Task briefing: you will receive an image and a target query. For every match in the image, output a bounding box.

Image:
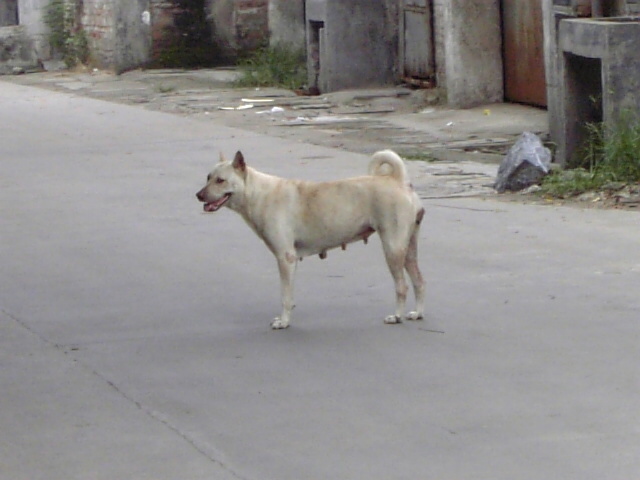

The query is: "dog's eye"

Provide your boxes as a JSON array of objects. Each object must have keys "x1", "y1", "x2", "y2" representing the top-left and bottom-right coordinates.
[
  {"x1": 207, "y1": 174, "x2": 212, "y2": 182},
  {"x1": 215, "y1": 177, "x2": 225, "y2": 184}
]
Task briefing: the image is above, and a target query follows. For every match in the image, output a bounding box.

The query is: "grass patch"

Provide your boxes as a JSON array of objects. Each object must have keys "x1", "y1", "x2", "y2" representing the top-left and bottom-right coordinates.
[
  {"x1": 235, "y1": 46, "x2": 307, "y2": 90},
  {"x1": 402, "y1": 151, "x2": 438, "y2": 163},
  {"x1": 538, "y1": 168, "x2": 605, "y2": 197},
  {"x1": 540, "y1": 112, "x2": 640, "y2": 198},
  {"x1": 156, "y1": 84, "x2": 176, "y2": 94}
]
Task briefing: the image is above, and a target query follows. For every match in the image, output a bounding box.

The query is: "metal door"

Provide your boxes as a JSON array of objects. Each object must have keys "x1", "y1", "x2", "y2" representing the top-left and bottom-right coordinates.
[
  {"x1": 502, "y1": 0, "x2": 547, "y2": 107},
  {"x1": 399, "y1": 0, "x2": 435, "y2": 86}
]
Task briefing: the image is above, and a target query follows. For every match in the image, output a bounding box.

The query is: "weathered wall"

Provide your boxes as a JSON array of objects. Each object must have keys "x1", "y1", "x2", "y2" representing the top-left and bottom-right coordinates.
[
  {"x1": 82, "y1": 0, "x2": 151, "y2": 72},
  {"x1": 236, "y1": 0, "x2": 268, "y2": 50},
  {"x1": 0, "y1": 25, "x2": 39, "y2": 73},
  {"x1": 438, "y1": 0, "x2": 503, "y2": 108},
  {"x1": 149, "y1": 0, "x2": 178, "y2": 62},
  {"x1": 113, "y1": 0, "x2": 151, "y2": 72},
  {"x1": 208, "y1": 0, "x2": 268, "y2": 60},
  {"x1": 269, "y1": 0, "x2": 305, "y2": 50},
  {"x1": 82, "y1": 0, "x2": 117, "y2": 67},
  {"x1": 543, "y1": 0, "x2": 640, "y2": 165},
  {"x1": 432, "y1": 0, "x2": 447, "y2": 90},
  {"x1": 305, "y1": 0, "x2": 398, "y2": 92},
  {"x1": 1, "y1": 0, "x2": 45, "y2": 74},
  {"x1": 17, "y1": 0, "x2": 48, "y2": 58}
]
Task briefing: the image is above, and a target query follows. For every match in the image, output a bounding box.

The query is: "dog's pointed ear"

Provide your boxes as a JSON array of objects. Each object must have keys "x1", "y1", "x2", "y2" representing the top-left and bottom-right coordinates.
[
  {"x1": 232, "y1": 151, "x2": 246, "y2": 173},
  {"x1": 218, "y1": 152, "x2": 227, "y2": 163}
]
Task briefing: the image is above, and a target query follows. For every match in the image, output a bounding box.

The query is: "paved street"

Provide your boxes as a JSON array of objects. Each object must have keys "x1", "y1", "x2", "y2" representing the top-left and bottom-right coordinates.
[{"x1": 1, "y1": 80, "x2": 639, "y2": 480}]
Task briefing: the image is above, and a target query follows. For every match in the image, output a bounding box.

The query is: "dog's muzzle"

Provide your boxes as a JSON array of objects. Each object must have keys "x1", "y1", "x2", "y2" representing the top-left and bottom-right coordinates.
[{"x1": 196, "y1": 190, "x2": 232, "y2": 212}]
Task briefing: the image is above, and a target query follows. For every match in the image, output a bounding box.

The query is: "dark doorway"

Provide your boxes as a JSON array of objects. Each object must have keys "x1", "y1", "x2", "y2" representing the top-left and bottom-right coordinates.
[
  {"x1": 1, "y1": 0, "x2": 19, "y2": 26},
  {"x1": 308, "y1": 20, "x2": 324, "y2": 91}
]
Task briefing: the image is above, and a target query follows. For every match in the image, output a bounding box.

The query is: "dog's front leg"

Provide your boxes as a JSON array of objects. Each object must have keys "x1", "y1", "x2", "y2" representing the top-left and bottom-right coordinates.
[{"x1": 271, "y1": 253, "x2": 297, "y2": 329}]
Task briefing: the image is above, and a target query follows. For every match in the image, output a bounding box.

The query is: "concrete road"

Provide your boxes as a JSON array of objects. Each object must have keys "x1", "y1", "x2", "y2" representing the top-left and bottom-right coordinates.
[{"x1": 1, "y1": 81, "x2": 639, "y2": 480}]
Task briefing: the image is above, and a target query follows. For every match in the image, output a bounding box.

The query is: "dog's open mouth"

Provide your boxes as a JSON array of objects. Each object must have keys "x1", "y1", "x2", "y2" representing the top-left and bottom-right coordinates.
[{"x1": 203, "y1": 193, "x2": 232, "y2": 212}]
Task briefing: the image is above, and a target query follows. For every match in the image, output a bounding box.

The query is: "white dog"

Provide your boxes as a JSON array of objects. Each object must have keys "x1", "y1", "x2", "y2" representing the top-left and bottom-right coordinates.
[{"x1": 196, "y1": 150, "x2": 425, "y2": 329}]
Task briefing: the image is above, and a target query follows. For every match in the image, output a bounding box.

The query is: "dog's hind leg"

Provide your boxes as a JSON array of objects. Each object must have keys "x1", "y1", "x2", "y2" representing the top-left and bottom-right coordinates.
[
  {"x1": 404, "y1": 226, "x2": 425, "y2": 321},
  {"x1": 271, "y1": 253, "x2": 297, "y2": 329},
  {"x1": 380, "y1": 238, "x2": 409, "y2": 325}
]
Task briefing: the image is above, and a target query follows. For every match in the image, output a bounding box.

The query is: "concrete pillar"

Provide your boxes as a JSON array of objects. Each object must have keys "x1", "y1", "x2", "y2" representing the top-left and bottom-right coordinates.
[
  {"x1": 440, "y1": 0, "x2": 503, "y2": 108},
  {"x1": 17, "y1": 0, "x2": 48, "y2": 59},
  {"x1": 542, "y1": 0, "x2": 564, "y2": 163}
]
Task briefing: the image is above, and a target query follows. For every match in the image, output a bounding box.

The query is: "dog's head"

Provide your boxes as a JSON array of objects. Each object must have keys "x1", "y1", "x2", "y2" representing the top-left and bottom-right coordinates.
[{"x1": 196, "y1": 151, "x2": 247, "y2": 212}]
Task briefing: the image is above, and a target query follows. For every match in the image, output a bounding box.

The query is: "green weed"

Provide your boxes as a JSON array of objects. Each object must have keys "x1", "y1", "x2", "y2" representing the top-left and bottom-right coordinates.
[
  {"x1": 540, "y1": 111, "x2": 640, "y2": 197},
  {"x1": 156, "y1": 84, "x2": 176, "y2": 94},
  {"x1": 402, "y1": 151, "x2": 438, "y2": 163},
  {"x1": 538, "y1": 168, "x2": 605, "y2": 198},
  {"x1": 235, "y1": 46, "x2": 307, "y2": 90},
  {"x1": 44, "y1": 0, "x2": 89, "y2": 68}
]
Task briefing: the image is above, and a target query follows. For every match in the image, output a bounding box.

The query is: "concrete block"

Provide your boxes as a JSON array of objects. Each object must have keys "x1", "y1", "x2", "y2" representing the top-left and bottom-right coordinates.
[
  {"x1": 557, "y1": 17, "x2": 640, "y2": 164},
  {"x1": 0, "y1": 26, "x2": 40, "y2": 75}
]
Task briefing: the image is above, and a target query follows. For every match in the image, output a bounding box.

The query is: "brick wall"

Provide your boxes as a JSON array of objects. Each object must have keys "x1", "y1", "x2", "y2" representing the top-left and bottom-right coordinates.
[
  {"x1": 150, "y1": 0, "x2": 178, "y2": 62},
  {"x1": 235, "y1": 0, "x2": 268, "y2": 51},
  {"x1": 77, "y1": 0, "x2": 268, "y2": 69}
]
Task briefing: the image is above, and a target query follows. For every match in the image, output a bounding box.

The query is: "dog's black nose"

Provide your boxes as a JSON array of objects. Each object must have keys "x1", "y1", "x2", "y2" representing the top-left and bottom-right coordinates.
[{"x1": 196, "y1": 189, "x2": 205, "y2": 201}]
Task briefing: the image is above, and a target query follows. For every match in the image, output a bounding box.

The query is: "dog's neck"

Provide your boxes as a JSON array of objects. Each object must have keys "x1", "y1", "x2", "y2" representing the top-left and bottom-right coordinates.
[{"x1": 232, "y1": 167, "x2": 278, "y2": 248}]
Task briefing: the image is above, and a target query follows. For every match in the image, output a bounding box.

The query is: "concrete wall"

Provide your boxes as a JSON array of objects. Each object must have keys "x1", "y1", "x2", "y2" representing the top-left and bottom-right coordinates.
[
  {"x1": 305, "y1": 0, "x2": 397, "y2": 92},
  {"x1": 208, "y1": 0, "x2": 269, "y2": 60},
  {"x1": 17, "y1": 0, "x2": 48, "y2": 59},
  {"x1": 113, "y1": 0, "x2": 151, "y2": 72},
  {"x1": 542, "y1": 0, "x2": 562, "y2": 161},
  {"x1": 545, "y1": 8, "x2": 640, "y2": 165},
  {"x1": 1, "y1": 0, "x2": 40, "y2": 74},
  {"x1": 436, "y1": 0, "x2": 503, "y2": 108},
  {"x1": 82, "y1": 0, "x2": 151, "y2": 72},
  {"x1": 208, "y1": 0, "x2": 234, "y2": 59},
  {"x1": 0, "y1": 26, "x2": 39, "y2": 73},
  {"x1": 269, "y1": 0, "x2": 305, "y2": 50},
  {"x1": 82, "y1": 0, "x2": 117, "y2": 68}
]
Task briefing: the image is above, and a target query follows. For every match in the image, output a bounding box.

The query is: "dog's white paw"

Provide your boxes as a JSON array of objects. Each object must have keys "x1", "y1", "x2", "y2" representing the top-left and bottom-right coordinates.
[
  {"x1": 384, "y1": 315, "x2": 402, "y2": 324},
  {"x1": 271, "y1": 318, "x2": 290, "y2": 330},
  {"x1": 406, "y1": 311, "x2": 424, "y2": 321}
]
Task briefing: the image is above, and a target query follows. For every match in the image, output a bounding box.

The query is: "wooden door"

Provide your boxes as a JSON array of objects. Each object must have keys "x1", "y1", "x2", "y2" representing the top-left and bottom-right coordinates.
[
  {"x1": 399, "y1": 0, "x2": 435, "y2": 86},
  {"x1": 502, "y1": 0, "x2": 547, "y2": 107}
]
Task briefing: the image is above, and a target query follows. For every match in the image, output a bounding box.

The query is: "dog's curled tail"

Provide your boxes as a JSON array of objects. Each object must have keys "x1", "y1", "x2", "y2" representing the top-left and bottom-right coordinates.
[{"x1": 368, "y1": 150, "x2": 409, "y2": 184}]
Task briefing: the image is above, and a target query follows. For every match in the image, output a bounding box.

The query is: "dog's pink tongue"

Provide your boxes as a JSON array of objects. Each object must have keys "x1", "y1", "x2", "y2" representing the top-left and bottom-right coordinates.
[{"x1": 203, "y1": 193, "x2": 231, "y2": 212}]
